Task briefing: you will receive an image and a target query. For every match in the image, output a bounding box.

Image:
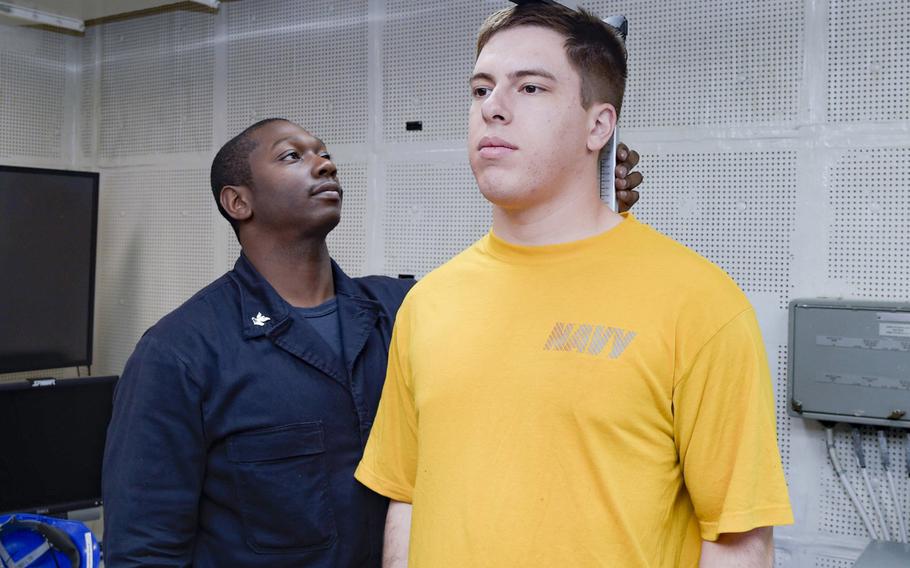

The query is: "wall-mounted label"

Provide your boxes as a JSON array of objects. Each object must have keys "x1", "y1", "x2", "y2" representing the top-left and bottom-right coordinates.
[
  {"x1": 877, "y1": 312, "x2": 910, "y2": 323},
  {"x1": 880, "y1": 322, "x2": 910, "y2": 338},
  {"x1": 816, "y1": 372, "x2": 910, "y2": 391},
  {"x1": 817, "y1": 335, "x2": 910, "y2": 352}
]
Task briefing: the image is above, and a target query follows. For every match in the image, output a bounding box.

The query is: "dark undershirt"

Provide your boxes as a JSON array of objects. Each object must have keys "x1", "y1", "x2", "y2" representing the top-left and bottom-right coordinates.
[{"x1": 296, "y1": 297, "x2": 342, "y2": 358}]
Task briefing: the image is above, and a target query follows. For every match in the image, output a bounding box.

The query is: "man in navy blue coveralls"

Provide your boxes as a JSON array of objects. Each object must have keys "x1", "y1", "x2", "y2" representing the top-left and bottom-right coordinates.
[{"x1": 101, "y1": 118, "x2": 641, "y2": 567}]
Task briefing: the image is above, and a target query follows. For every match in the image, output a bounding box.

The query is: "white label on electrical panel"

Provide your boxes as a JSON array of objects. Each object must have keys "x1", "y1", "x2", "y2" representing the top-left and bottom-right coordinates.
[
  {"x1": 880, "y1": 323, "x2": 910, "y2": 338},
  {"x1": 816, "y1": 335, "x2": 910, "y2": 352},
  {"x1": 816, "y1": 372, "x2": 910, "y2": 391},
  {"x1": 877, "y1": 312, "x2": 910, "y2": 323}
]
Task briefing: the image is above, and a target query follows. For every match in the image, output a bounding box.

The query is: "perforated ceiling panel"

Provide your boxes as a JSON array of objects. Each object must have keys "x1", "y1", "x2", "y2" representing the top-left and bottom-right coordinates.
[
  {"x1": 634, "y1": 151, "x2": 797, "y2": 307},
  {"x1": 580, "y1": 0, "x2": 803, "y2": 128},
  {"x1": 827, "y1": 0, "x2": 910, "y2": 122},
  {"x1": 98, "y1": 9, "x2": 214, "y2": 158},
  {"x1": 818, "y1": 427, "x2": 910, "y2": 540},
  {"x1": 93, "y1": 169, "x2": 213, "y2": 375},
  {"x1": 0, "y1": 25, "x2": 66, "y2": 158},
  {"x1": 225, "y1": 0, "x2": 369, "y2": 146},
  {"x1": 222, "y1": 161, "x2": 369, "y2": 277},
  {"x1": 381, "y1": 0, "x2": 511, "y2": 142},
  {"x1": 828, "y1": 147, "x2": 910, "y2": 300},
  {"x1": 383, "y1": 161, "x2": 491, "y2": 277}
]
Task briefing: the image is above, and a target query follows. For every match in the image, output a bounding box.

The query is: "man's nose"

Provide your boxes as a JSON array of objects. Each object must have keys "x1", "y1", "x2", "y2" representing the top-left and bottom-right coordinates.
[
  {"x1": 315, "y1": 157, "x2": 337, "y2": 178},
  {"x1": 481, "y1": 87, "x2": 510, "y2": 124}
]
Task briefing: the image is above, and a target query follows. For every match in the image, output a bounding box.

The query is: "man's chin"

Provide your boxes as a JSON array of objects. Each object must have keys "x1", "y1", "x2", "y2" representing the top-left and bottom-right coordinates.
[
  {"x1": 303, "y1": 212, "x2": 342, "y2": 239},
  {"x1": 478, "y1": 182, "x2": 531, "y2": 209}
]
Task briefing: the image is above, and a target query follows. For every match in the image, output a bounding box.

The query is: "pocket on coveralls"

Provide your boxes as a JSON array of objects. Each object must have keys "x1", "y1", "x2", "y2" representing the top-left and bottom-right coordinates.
[{"x1": 227, "y1": 422, "x2": 338, "y2": 554}]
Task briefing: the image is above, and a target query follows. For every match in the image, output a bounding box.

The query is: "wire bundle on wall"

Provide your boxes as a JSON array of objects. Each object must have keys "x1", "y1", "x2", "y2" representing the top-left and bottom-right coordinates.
[{"x1": 823, "y1": 422, "x2": 909, "y2": 544}]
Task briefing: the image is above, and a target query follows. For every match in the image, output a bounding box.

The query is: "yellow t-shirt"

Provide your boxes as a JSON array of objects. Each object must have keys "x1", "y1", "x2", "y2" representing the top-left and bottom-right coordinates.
[{"x1": 355, "y1": 214, "x2": 793, "y2": 567}]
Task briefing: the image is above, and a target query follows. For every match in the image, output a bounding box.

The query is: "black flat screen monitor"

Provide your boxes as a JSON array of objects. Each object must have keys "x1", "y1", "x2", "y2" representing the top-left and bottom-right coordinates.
[
  {"x1": 0, "y1": 166, "x2": 99, "y2": 374},
  {"x1": 0, "y1": 376, "x2": 117, "y2": 514}
]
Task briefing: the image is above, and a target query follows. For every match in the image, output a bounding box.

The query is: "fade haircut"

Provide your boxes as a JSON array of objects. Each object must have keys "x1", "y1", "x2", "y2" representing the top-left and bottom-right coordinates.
[
  {"x1": 210, "y1": 117, "x2": 289, "y2": 234},
  {"x1": 476, "y1": 2, "x2": 627, "y2": 116}
]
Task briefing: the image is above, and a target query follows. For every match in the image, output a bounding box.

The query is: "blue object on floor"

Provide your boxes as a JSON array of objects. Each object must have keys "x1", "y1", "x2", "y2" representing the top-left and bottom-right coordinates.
[{"x1": 0, "y1": 513, "x2": 100, "y2": 568}]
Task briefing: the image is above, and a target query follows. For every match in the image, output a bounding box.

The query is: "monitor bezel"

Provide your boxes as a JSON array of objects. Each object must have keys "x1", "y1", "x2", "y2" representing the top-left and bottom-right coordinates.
[
  {"x1": 0, "y1": 375, "x2": 117, "y2": 515},
  {"x1": 0, "y1": 165, "x2": 100, "y2": 374}
]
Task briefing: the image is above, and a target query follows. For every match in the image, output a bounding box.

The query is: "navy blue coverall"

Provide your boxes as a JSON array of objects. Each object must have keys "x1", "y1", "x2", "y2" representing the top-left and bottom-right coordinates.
[{"x1": 102, "y1": 254, "x2": 414, "y2": 567}]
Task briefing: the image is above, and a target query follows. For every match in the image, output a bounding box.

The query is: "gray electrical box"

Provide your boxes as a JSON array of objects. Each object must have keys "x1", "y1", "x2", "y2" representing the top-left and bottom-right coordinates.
[{"x1": 788, "y1": 299, "x2": 910, "y2": 428}]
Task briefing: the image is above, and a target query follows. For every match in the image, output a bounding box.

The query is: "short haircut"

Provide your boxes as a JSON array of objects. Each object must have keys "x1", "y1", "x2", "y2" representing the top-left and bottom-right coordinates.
[
  {"x1": 476, "y1": 2, "x2": 627, "y2": 116},
  {"x1": 210, "y1": 117, "x2": 289, "y2": 234}
]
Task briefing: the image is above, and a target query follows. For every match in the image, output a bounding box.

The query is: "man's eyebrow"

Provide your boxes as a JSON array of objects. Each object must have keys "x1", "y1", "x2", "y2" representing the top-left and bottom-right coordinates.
[
  {"x1": 469, "y1": 72, "x2": 495, "y2": 84},
  {"x1": 270, "y1": 135, "x2": 295, "y2": 150},
  {"x1": 469, "y1": 69, "x2": 558, "y2": 83},
  {"x1": 270, "y1": 135, "x2": 322, "y2": 150},
  {"x1": 511, "y1": 68, "x2": 557, "y2": 81}
]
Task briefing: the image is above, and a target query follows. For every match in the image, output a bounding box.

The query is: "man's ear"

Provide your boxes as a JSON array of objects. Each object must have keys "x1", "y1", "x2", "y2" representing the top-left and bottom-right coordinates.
[
  {"x1": 220, "y1": 185, "x2": 253, "y2": 223},
  {"x1": 586, "y1": 102, "x2": 617, "y2": 154}
]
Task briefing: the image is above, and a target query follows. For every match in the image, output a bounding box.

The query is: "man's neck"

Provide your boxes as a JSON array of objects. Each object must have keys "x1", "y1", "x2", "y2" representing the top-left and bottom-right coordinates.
[
  {"x1": 491, "y1": 187, "x2": 624, "y2": 246},
  {"x1": 241, "y1": 235, "x2": 335, "y2": 308}
]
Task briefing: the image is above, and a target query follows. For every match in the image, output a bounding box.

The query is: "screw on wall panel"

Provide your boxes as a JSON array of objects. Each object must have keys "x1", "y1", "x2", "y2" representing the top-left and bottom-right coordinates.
[
  {"x1": 791, "y1": 399, "x2": 803, "y2": 413},
  {"x1": 887, "y1": 410, "x2": 906, "y2": 420}
]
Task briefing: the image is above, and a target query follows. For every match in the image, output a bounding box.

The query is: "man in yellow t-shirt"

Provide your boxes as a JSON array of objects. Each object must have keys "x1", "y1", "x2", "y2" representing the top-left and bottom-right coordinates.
[{"x1": 356, "y1": 3, "x2": 793, "y2": 567}]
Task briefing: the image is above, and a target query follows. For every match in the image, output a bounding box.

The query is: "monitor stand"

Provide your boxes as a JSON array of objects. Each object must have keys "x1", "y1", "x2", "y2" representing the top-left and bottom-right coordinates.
[{"x1": 66, "y1": 506, "x2": 101, "y2": 523}]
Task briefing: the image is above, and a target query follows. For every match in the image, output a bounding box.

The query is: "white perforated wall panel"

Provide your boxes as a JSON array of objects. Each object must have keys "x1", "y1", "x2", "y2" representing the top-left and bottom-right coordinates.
[
  {"x1": 327, "y1": 162, "x2": 369, "y2": 276},
  {"x1": 828, "y1": 147, "x2": 910, "y2": 300},
  {"x1": 223, "y1": 223, "x2": 241, "y2": 274},
  {"x1": 80, "y1": 27, "x2": 99, "y2": 160},
  {"x1": 581, "y1": 0, "x2": 804, "y2": 128},
  {"x1": 98, "y1": 10, "x2": 214, "y2": 159},
  {"x1": 93, "y1": 169, "x2": 214, "y2": 374},
  {"x1": 225, "y1": 0, "x2": 369, "y2": 146},
  {"x1": 815, "y1": 557, "x2": 855, "y2": 568},
  {"x1": 0, "y1": 26, "x2": 67, "y2": 159},
  {"x1": 383, "y1": 161, "x2": 490, "y2": 276},
  {"x1": 827, "y1": 0, "x2": 910, "y2": 123},
  {"x1": 381, "y1": 0, "x2": 510, "y2": 142},
  {"x1": 776, "y1": 346, "x2": 794, "y2": 480},
  {"x1": 633, "y1": 151, "x2": 797, "y2": 307}
]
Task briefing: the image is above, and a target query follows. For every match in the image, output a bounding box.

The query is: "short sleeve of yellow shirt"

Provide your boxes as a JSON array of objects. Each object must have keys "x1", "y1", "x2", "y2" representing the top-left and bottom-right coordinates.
[
  {"x1": 672, "y1": 307, "x2": 792, "y2": 540},
  {"x1": 355, "y1": 215, "x2": 792, "y2": 567}
]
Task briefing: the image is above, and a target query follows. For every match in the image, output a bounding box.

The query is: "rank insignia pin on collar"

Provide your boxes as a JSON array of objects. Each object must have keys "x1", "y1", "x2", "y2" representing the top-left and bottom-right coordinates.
[{"x1": 251, "y1": 312, "x2": 271, "y2": 326}]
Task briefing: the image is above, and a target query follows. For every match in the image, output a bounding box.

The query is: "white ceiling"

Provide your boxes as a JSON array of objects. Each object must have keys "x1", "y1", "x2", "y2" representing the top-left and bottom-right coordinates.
[{"x1": 0, "y1": 1, "x2": 216, "y2": 29}]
